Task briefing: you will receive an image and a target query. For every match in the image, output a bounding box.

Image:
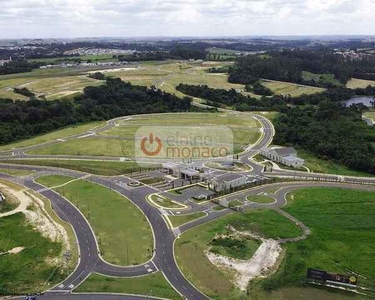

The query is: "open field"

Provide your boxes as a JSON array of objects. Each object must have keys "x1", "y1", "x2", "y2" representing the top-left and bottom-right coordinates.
[
  {"x1": 27, "y1": 112, "x2": 261, "y2": 157},
  {"x1": 35, "y1": 175, "x2": 153, "y2": 265},
  {"x1": 0, "y1": 121, "x2": 104, "y2": 152},
  {"x1": 263, "y1": 187, "x2": 375, "y2": 291},
  {"x1": 346, "y1": 78, "x2": 375, "y2": 89},
  {"x1": 75, "y1": 272, "x2": 181, "y2": 300},
  {"x1": 175, "y1": 209, "x2": 302, "y2": 299},
  {"x1": 302, "y1": 71, "x2": 342, "y2": 86},
  {"x1": 150, "y1": 194, "x2": 185, "y2": 209},
  {"x1": 262, "y1": 80, "x2": 325, "y2": 97},
  {"x1": 168, "y1": 212, "x2": 206, "y2": 228},
  {"x1": 0, "y1": 212, "x2": 64, "y2": 295},
  {"x1": 0, "y1": 160, "x2": 142, "y2": 176},
  {"x1": 30, "y1": 54, "x2": 117, "y2": 63}
]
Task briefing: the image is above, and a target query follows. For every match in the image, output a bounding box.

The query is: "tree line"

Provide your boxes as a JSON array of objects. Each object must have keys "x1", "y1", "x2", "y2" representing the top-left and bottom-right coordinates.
[
  {"x1": 228, "y1": 49, "x2": 375, "y2": 87},
  {"x1": 0, "y1": 78, "x2": 191, "y2": 145}
]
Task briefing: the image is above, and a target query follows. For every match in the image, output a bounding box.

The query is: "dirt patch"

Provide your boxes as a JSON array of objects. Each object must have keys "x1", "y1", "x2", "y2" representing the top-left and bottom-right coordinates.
[
  {"x1": 0, "y1": 246, "x2": 25, "y2": 256},
  {"x1": 205, "y1": 227, "x2": 283, "y2": 290}
]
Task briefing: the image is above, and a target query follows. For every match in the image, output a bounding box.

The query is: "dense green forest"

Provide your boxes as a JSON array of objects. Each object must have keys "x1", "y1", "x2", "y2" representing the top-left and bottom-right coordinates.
[
  {"x1": 0, "y1": 60, "x2": 42, "y2": 75},
  {"x1": 274, "y1": 101, "x2": 375, "y2": 174},
  {"x1": 0, "y1": 78, "x2": 191, "y2": 145},
  {"x1": 228, "y1": 49, "x2": 375, "y2": 86}
]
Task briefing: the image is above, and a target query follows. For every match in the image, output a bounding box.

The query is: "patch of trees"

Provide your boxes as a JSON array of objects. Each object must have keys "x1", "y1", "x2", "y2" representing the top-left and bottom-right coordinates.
[
  {"x1": 245, "y1": 82, "x2": 274, "y2": 96},
  {"x1": 88, "y1": 72, "x2": 106, "y2": 80},
  {"x1": 13, "y1": 87, "x2": 35, "y2": 98},
  {"x1": 0, "y1": 78, "x2": 191, "y2": 145},
  {"x1": 273, "y1": 101, "x2": 375, "y2": 174},
  {"x1": 0, "y1": 60, "x2": 41, "y2": 75},
  {"x1": 228, "y1": 49, "x2": 375, "y2": 87}
]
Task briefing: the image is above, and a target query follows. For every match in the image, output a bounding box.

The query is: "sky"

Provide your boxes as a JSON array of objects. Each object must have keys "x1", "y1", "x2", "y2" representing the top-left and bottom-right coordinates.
[{"x1": 1, "y1": 0, "x2": 375, "y2": 39}]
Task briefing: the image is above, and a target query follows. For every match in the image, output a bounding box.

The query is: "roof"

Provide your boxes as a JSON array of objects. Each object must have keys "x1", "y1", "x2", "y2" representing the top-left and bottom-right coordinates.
[
  {"x1": 283, "y1": 155, "x2": 304, "y2": 162},
  {"x1": 212, "y1": 173, "x2": 246, "y2": 184},
  {"x1": 180, "y1": 168, "x2": 200, "y2": 176},
  {"x1": 273, "y1": 147, "x2": 297, "y2": 157}
]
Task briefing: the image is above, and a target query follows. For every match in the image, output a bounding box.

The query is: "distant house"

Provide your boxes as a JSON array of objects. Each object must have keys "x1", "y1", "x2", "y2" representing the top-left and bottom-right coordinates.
[
  {"x1": 208, "y1": 173, "x2": 247, "y2": 192},
  {"x1": 261, "y1": 147, "x2": 304, "y2": 169}
]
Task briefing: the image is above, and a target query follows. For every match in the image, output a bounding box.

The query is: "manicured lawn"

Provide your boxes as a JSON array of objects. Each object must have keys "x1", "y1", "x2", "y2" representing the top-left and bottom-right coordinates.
[
  {"x1": 36, "y1": 175, "x2": 153, "y2": 266},
  {"x1": 246, "y1": 194, "x2": 275, "y2": 204},
  {"x1": 139, "y1": 177, "x2": 164, "y2": 185},
  {"x1": 149, "y1": 194, "x2": 184, "y2": 209},
  {"x1": 212, "y1": 205, "x2": 227, "y2": 211},
  {"x1": 0, "y1": 159, "x2": 141, "y2": 176},
  {"x1": 263, "y1": 187, "x2": 375, "y2": 291},
  {"x1": 75, "y1": 272, "x2": 181, "y2": 300},
  {"x1": 228, "y1": 200, "x2": 243, "y2": 208},
  {"x1": 0, "y1": 213, "x2": 64, "y2": 295},
  {"x1": 175, "y1": 209, "x2": 302, "y2": 299},
  {"x1": 168, "y1": 212, "x2": 206, "y2": 228},
  {"x1": 0, "y1": 122, "x2": 104, "y2": 151},
  {"x1": 0, "y1": 168, "x2": 34, "y2": 177},
  {"x1": 36, "y1": 175, "x2": 77, "y2": 187}
]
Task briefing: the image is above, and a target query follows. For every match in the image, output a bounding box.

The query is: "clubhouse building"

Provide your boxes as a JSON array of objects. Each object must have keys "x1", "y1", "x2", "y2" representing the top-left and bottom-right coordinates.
[{"x1": 260, "y1": 147, "x2": 304, "y2": 169}]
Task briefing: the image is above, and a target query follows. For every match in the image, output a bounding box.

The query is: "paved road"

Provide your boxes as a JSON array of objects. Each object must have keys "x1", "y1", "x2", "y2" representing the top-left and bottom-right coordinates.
[{"x1": 2, "y1": 110, "x2": 375, "y2": 300}]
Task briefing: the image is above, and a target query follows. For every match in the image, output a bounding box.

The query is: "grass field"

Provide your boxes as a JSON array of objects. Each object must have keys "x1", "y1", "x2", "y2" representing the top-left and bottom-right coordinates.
[
  {"x1": 0, "y1": 213, "x2": 64, "y2": 295},
  {"x1": 0, "y1": 167, "x2": 34, "y2": 177},
  {"x1": 35, "y1": 175, "x2": 153, "y2": 266},
  {"x1": 175, "y1": 209, "x2": 302, "y2": 299},
  {"x1": 150, "y1": 194, "x2": 185, "y2": 209},
  {"x1": 346, "y1": 78, "x2": 375, "y2": 89},
  {"x1": 302, "y1": 71, "x2": 342, "y2": 86},
  {"x1": 75, "y1": 272, "x2": 181, "y2": 300},
  {"x1": 0, "y1": 159, "x2": 141, "y2": 176},
  {"x1": 246, "y1": 194, "x2": 275, "y2": 204},
  {"x1": 262, "y1": 80, "x2": 325, "y2": 97},
  {"x1": 168, "y1": 212, "x2": 206, "y2": 228},
  {"x1": 262, "y1": 187, "x2": 375, "y2": 291},
  {"x1": 28, "y1": 112, "x2": 261, "y2": 157},
  {"x1": 0, "y1": 121, "x2": 104, "y2": 152}
]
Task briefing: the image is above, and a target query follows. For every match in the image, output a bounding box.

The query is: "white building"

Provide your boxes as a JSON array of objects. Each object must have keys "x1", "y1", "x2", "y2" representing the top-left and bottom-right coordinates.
[
  {"x1": 261, "y1": 147, "x2": 304, "y2": 169},
  {"x1": 161, "y1": 162, "x2": 200, "y2": 180},
  {"x1": 208, "y1": 173, "x2": 247, "y2": 192}
]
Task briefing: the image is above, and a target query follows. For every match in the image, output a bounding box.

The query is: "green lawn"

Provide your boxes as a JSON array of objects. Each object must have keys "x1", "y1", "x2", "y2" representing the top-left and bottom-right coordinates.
[
  {"x1": 150, "y1": 194, "x2": 185, "y2": 209},
  {"x1": 302, "y1": 71, "x2": 342, "y2": 86},
  {"x1": 0, "y1": 213, "x2": 64, "y2": 295},
  {"x1": 174, "y1": 209, "x2": 302, "y2": 299},
  {"x1": 246, "y1": 194, "x2": 275, "y2": 204},
  {"x1": 228, "y1": 200, "x2": 243, "y2": 208},
  {"x1": 263, "y1": 187, "x2": 375, "y2": 291},
  {"x1": 168, "y1": 212, "x2": 206, "y2": 228},
  {"x1": 75, "y1": 272, "x2": 181, "y2": 300},
  {"x1": 0, "y1": 168, "x2": 34, "y2": 177},
  {"x1": 35, "y1": 175, "x2": 153, "y2": 266},
  {"x1": 0, "y1": 159, "x2": 141, "y2": 176},
  {"x1": 36, "y1": 175, "x2": 76, "y2": 187},
  {"x1": 0, "y1": 122, "x2": 104, "y2": 151}
]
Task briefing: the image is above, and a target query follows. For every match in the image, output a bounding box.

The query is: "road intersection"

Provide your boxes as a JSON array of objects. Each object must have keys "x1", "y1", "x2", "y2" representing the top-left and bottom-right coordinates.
[{"x1": 2, "y1": 110, "x2": 375, "y2": 300}]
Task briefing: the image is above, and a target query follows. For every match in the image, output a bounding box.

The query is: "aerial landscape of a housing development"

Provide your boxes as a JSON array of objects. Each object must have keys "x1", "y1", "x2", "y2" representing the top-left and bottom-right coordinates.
[{"x1": 1, "y1": 1, "x2": 375, "y2": 300}]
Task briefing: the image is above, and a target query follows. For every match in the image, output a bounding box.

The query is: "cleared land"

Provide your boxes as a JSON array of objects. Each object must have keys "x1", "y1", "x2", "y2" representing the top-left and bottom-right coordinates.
[
  {"x1": 75, "y1": 272, "x2": 181, "y2": 300},
  {"x1": 168, "y1": 212, "x2": 206, "y2": 228},
  {"x1": 175, "y1": 209, "x2": 302, "y2": 299},
  {"x1": 302, "y1": 71, "x2": 342, "y2": 86},
  {"x1": 346, "y1": 78, "x2": 375, "y2": 89},
  {"x1": 0, "y1": 121, "x2": 104, "y2": 152},
  {"x1": 28, "y1": 112, "x2": 261, "y2": 157},
  {"x1": 261, "y1": 80, "x2": 325, "y2": 97},
  {"x1": 35, "y1": 175, "x2": 153, "y2": 266}
]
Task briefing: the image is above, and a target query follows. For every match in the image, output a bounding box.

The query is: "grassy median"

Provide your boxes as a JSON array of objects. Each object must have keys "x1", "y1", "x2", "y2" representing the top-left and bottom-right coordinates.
[{"x1": 35, "y1": 175, "x2": 153, "y2": 266}]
